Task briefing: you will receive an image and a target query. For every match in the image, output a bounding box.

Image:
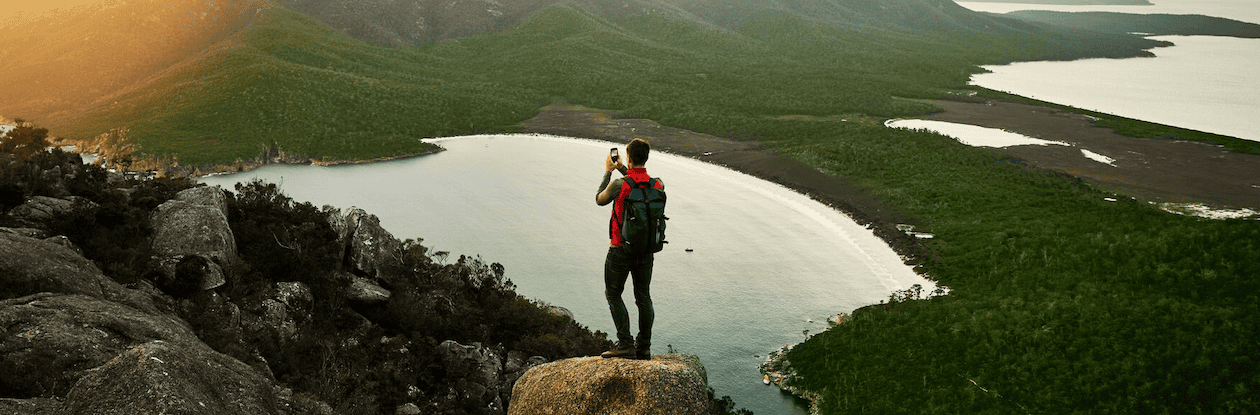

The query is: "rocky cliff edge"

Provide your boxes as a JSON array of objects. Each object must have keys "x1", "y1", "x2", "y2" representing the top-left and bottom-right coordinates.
[{"x1": 509, "y1": 354, "x2": 715, "y2": 415}]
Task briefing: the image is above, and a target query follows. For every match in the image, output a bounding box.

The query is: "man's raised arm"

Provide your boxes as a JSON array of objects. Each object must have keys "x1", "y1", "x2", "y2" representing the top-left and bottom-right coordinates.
[{"x1": 596, "y1": 154, "x2": 626, "y2": 205}]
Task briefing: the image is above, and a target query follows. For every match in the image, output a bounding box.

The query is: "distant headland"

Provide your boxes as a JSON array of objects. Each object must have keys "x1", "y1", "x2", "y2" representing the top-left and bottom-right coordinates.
[{"x1": 961, "y1": 0, "x2": 1151, "y2": 5}]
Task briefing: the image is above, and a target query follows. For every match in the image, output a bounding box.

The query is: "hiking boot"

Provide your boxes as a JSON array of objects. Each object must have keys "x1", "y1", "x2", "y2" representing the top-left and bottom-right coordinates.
[
  {"x1": 601, "y1": 341, "x2": 636, "y2": 359},
  {"x1": 635, "y1": 346, "x2": 651, "y2": 360}
]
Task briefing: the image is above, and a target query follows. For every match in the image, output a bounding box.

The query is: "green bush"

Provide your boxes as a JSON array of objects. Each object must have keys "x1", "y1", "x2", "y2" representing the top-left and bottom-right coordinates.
[
  {"x1": 225, "y1": 179, "x2": 343, "y2": 286},
  {"x1": 0, "y1": 125, "x2": 51, "y2": 161}
]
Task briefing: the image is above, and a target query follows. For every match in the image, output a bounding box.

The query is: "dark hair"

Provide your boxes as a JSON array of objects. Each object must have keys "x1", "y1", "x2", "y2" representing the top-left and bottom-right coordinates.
[{"x1": 627, "y1": 138, "x2": 650, "y2": 166}]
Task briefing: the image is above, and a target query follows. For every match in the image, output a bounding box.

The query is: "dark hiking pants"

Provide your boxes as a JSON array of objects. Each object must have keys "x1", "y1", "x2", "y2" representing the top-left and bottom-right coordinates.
[{"x1": 604, "y1": 246, "x2": 654, "y2": 348}]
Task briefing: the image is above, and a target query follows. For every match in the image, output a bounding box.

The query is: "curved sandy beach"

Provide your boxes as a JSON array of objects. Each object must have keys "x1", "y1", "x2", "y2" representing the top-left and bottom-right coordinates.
[{"x1": 520, "y1": 100, "x2": 1260, "y2": 264}]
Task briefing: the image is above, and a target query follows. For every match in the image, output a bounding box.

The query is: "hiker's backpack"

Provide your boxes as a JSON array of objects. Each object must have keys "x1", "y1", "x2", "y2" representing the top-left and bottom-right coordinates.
[{"x1": 620, "y1": 176, "x2": 668, "y2": 255}]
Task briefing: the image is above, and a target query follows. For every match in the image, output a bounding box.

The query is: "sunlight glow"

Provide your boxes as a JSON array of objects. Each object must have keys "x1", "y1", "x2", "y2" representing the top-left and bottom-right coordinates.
[{"x1": 1, "y1": 0, "x2": 110, "y2": 19}]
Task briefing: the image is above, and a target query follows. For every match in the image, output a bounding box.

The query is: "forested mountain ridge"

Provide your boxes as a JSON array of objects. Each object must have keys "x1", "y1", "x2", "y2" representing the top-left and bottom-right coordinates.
[
  {"x1": 963, "y1": 0, "x2": 1150, "y2": 4},
  {"x1": 1006, "y1": 10, "x2": 1260, "y2": 37},
  {"x1": 276, "y1": 0, "x2": 1060, "y2": 44},
  {"x1": 0, "y1": 0, "x2": 1168, "y2": 168}
]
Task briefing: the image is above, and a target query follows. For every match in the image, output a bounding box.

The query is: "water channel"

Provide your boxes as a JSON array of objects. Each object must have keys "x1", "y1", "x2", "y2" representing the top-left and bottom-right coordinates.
[{"x1": 959, "y1": 0, "x2": 1260, "y2": 142}]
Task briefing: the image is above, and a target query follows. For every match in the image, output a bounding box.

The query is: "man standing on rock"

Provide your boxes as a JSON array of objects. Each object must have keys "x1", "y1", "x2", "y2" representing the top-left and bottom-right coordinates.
[{"x1": 595, "y1": 138, "x2": 663, "y2": 360}]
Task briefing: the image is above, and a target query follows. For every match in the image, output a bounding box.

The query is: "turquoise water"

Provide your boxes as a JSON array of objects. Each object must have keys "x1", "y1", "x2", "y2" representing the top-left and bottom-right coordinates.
[{"x1": 202, "y1": 134, "x2": 933, "y2": 414}]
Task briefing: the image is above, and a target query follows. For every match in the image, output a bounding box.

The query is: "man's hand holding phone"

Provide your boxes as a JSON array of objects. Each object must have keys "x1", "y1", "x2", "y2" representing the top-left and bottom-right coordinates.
[{"x1": 606, "y1": 148, "x2": 623, "y2": 173}]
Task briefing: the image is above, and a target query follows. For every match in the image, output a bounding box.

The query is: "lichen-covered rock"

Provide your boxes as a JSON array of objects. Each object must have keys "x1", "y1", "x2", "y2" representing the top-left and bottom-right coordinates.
[
  {"x1": 502, "y1": 351, "x2": 548, "y2": 409},
  {"x1": 61, "y1": 340, "x2": 282, "y2": 415},
  {"x1": 174, "y1": 186, "x2": 228, "y2": 216},
  {"x1": 395, "y1": 403, "x2": 422, "y2": 415},
  {"x1": 275, "y1": 281, "x2": 312, "y2": 310},
  {"x1": 274, "y1": 281, "x2": 313, "y2": 330},
  {"x1": 5, "y1": 196, "x2": 98, "y2": 229},
  {"x1": 438, "y1": 340, "x2": 503, "y2": 388},
  {"x1": 150, "y1": 185, "x2": 237, "y2": 292},
  {"x1": 0, "y1": 233, "x2": 108, "y2": 300},
  {"x1": 0, "y1": 233, "x2": 155, "y2": 312},
  {"x1": 508, "y1": 355, "x2": 714, "y2": 415},
  {"x1": 0, "y1": 397, "x2": 61, "y2": 414},
  {"x1": 173, "y1": 254, "x2": 227, "y2": 293},
  {"x1": 437, "y1": 340, "x2": 517, "y2": 414},
  {"x1": 344, "y1": 208, "x2": 401, "y2": 278},
  {"x1": 0, "y1": 294, "x2": 198, "y2": 397},
  {"x1": 323, "y1": 205, "x2": 349, "y2": 246},
  {"x1": 0, "y1": 227, "x2": 48, "y2": 239},
  {"x1": 347, "y1": 276, "x2": 391, "y2": 304},
  {"x1": 262, "y1": 299, "x2": 296, "y2": 340},
  {"x1": 233, "y1": 281, "x2": 312, "y2": 351},
  {"x1": 41, "y1": 235, "x2": 83, "y2": 256},
  {"x1": 542, "y1": 305, "x2": 574, "y2": 321},
  {"x1": 238, "y1": 300, "x2": 294, "y2": 349}
]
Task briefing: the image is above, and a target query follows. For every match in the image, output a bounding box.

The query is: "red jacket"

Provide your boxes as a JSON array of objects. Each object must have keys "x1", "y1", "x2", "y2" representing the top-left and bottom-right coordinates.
[{"x1": 609, "y1": 168, "x2": 663, "y2": 247}]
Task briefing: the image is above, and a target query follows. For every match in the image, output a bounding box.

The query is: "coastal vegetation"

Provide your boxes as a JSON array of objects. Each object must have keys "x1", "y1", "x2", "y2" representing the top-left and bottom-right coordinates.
[{"x1": 774, "y1": 115, "x2": 1259, "y2": 413}]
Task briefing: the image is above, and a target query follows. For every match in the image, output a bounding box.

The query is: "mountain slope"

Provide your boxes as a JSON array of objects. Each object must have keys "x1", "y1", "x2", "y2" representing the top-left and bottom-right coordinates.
[
  {"x1": 274, "y1": 0, "x2": 1117, "y2": 44},
  {"x1": 0, "y1": 0, "x2": 262, "y2": 125},
  {"x1": 3, "y1": 0, "x2": 544, "y2": 165},
  {"x1": 1, "y1": 0, "x2": 1168, "y2": 167}
]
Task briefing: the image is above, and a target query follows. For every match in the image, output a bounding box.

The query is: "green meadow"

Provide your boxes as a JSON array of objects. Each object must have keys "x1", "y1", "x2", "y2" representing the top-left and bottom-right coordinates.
[{"x1": 52, "y1": 3, "x2": 1260, "y2": 413}]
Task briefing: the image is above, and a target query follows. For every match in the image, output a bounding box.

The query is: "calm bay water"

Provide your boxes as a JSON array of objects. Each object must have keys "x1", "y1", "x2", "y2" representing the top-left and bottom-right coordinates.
[
  {"x1": 959, "y1": 0, "x2": 1260, "y2": 142},
  {"x1": 202, "y1": 134, "x2": 933, "y2": 414}
]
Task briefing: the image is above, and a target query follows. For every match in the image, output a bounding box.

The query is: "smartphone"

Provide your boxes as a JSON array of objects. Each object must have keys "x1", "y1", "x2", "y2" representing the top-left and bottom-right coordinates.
[{"x1": 610, "y1": 148, "x2": 619, "y2": 162}]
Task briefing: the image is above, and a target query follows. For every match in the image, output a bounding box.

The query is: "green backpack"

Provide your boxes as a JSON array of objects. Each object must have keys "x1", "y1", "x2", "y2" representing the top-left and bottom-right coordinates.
[{"x1": 621, "y1": 177, "x2": 668, "y2": 255}]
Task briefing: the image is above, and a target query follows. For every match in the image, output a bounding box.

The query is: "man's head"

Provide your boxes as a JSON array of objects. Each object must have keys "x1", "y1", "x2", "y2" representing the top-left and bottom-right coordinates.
[{"x1": 626, "y1": 137, "x2": 650, "y2": 167}]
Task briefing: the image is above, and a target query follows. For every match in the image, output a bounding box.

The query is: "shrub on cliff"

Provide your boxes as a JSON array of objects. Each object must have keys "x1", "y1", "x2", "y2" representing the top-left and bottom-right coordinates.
[
  {"x1": 226, "y1": 179, "x2": 343, "y2": 287},
  {"x1": 0, "y1": 124, "x2": 51, "y2": 161},
  {"x1": 0, "y1": 140, "x2": 196, "y2": 283},
  {"x1": 378, "y1": 249, "x2": 613, "y2": 360}
]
